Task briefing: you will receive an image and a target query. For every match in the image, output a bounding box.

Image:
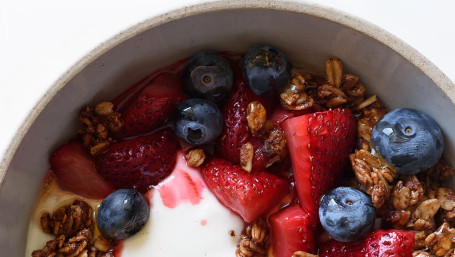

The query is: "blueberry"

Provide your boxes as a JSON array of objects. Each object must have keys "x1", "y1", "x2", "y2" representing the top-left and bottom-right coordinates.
[
  {"x1": 183, "y1": 51, "x2": 233, "y2": 102},
  {"x1": 319, "y1": 187, "x2": 375, "y2": 242},
  {"x1": 96, "y1": 189, "x2": 149, "y2": 240},
  {"x1": 173, "y1": 98, "x2": 223, "y2": 146},
  {"x1": 371, "y1": 108, "x2": 443, "y2": 175},
  {"x1": 243, "y1": 44, "x2": 291, "y2": 95}
]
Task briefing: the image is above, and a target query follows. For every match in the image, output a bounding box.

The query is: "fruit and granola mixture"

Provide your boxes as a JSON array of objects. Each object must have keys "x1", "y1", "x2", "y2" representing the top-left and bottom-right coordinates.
[{"x1": 30, "y1": 45, "x2": 454, "y2": 257}]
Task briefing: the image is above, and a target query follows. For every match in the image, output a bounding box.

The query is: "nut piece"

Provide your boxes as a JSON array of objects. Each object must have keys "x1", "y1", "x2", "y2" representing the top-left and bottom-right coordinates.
[
  {"x1": 236, "y1": 219, "x2": 269, "y2": 257},
  {"x1": 350, "y1": 149, "x2": 397, "y2": 208},
  {"x1": 247, "y1": 101, "x2": 268, "y2": 136},
  {"x1": 240, "y1": 142, "x2": 254, "y2": 173},
  {"x1": 325, "y1": 57, "x2": 343, "y2": 88},
  {"x1": 280, "y1": 73, "x2": 314, "y2": 111},
  {"x1": 185, "y1": 149, "x2": 206, "y2": 168}
]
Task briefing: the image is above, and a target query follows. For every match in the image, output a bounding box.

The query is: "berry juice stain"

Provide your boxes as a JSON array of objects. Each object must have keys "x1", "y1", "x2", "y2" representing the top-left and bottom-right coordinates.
[{"x1": 156, "y1": 151, "x2": 205, "y2": 208}]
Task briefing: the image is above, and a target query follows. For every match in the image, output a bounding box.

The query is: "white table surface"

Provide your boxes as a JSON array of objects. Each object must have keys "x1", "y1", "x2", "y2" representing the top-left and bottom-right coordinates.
[{"x1": 1, "y1": 0, "x2": 454, "y2": 159}]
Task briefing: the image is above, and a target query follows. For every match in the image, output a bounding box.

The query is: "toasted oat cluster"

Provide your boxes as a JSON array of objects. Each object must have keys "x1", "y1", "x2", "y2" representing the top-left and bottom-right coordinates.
[
  {"x1": 78, "y1": 102, "x2": 123, "y2": 156},
  {"x1": 235, "y1": 57, "x2": 455, "y2": 257},
  {"x1": 32, "y1": 52, "x2": 455, "y2": 257},
  {"x1": 236, "y1": 218, "x2": 269, "y2": 257},
  {"x1": 32, "y1": 200, "x2": 114, "y2": 257}
]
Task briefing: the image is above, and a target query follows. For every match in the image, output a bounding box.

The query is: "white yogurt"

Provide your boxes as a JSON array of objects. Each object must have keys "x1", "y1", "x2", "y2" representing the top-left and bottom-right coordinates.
[{"x1": 26, "y1": 152, "x2": 245, "y2": 257}]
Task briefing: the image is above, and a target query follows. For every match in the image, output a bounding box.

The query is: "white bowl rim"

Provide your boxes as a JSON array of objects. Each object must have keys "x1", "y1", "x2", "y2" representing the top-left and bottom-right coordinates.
[{"x1": 1, "y1": 0, "x2": 455, "y2": 188}]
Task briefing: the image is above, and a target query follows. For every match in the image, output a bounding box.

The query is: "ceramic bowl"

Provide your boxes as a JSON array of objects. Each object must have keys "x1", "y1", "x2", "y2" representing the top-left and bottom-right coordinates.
[{"x1": 2, "y1": 1, "x2": 455, "y2": 255}]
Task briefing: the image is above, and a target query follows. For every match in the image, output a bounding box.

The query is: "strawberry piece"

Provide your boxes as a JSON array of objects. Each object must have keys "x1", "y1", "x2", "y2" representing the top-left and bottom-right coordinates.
[
  {"x1": 269, "y1": 205, "x2": 315, "y2": 257},
  {"x1": 282, "y1": 108, "x2": 356, "y2": 221},
  {"x1": 217, "y1": 77, "x2": 273, "y2": 169},
  {"x1": 201, "y1": 158, "x2": 290, "y2": 223},
  {"x1": 115, "y1": 72, "x2": 187, "y2": 138},
  {"x1": 50, "y1": 142, "x2": 114, "y2": 199},
  {"x1": 269, "y1": 106, "x2": 312, "y2": 127},
  {"x1": 95, "y1": 128, "x2": 179, "y2": 193},
  {"x1": 320, "y1": 229, "x2": 415, "y2": 257}
]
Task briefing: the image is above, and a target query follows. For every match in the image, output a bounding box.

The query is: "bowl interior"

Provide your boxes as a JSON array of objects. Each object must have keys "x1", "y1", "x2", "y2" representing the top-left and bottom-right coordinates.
[{"x1": 2, "y1": 4, "x2": 455, "y2": 256}]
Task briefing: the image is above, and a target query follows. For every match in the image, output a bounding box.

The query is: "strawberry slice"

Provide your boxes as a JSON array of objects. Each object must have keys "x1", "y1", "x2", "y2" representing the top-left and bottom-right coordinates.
[
  {"x1": 269, "y1": 205, "x2": 315, "y2": 257},
  {"x1": 320, "y1": 229, "x2": 415, "y2": 257},
  {"x1": 50, "y1": 142, "x2": 114, "y2": 199},
  {"x1": 217, "y1": 76, "x2": 274, "y2": 170},
  {"x1": 115, "y1": 72, "x2": 187, "y2": 139},
  {"x1": 201, "y1": 158, "x2": 290, "y2": 223},
  {"x1": 269, "y1": 106, "x2": 312, "y2": 127},
  {"x1": 282, "y1": 108, "x2": 356, "y2": 221},
  {"x1": 95, "y1": 128, "x2": 179, "y2": 193}
]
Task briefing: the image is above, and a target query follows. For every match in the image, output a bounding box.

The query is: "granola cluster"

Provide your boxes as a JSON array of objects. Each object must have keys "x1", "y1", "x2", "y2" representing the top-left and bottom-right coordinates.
[
  {"x1": 323, "y1": 54, "x2": 455, "y2": 256},
  {"x1": 279, "y1": 57, "x2": 455, "y2": 256},
  {"x1": 32, "y1": 201, "x2": 114, "y2": 257},
  {"x1": 240, "y1": 101, "x2": 288, "y2": 172},
  {"x1": 236, "y1": 219, "x2": 269, "y2": 257},
  {"x1": 78, "y1": 102, "x2": 123, "y2": 156}
]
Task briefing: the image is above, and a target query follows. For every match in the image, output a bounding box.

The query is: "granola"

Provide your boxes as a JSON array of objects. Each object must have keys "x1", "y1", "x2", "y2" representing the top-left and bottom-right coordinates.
[
  {"x1": 33, "y1": 201, "x2": 114, "y2": 257},
  {"x1": 350, "y1": 149, "x2": 397, "y2": 208},
  {"x1": 280, "y1": 73, "x2": 314, "y2": 111},
  {"x1": 78, "y1": 102, "x2": 123, "y2": 156},
  {"x1": 236, "y1": 219, "x2": 269, "y2": 257},
  {"x1": 185, "y1": 148, "x2": 206, "y2": 168},
  {"x1": 41, "y1": 200, "x2": 94, "y2": 237}
]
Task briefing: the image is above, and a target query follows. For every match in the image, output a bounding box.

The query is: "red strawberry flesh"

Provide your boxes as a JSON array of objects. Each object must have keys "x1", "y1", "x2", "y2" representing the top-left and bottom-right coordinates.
[
  {"x1": 218, "y1": 72, "x2": 273, "y2": 170},
  {"x1": 282, "y1": 108, "x2": 356, "y2": 221},
  {"x1": 115, "y1": 72, "x2": 187, "y2": 139},
  {"x1": 269, "y1": 205, "x2": 315, "y2": 257},
  {"x1": 320, "y1": 229, "x2": 415, "y2": 257},
  {"x1": 201, "y1": 158, "x2": 290, "y2": 223},
  {"x1": 50, "y1": 142, "x2": 115, "y2": 199},
  {"x1": 95, "y1": 128, "x2": 179, "y2": 193}
]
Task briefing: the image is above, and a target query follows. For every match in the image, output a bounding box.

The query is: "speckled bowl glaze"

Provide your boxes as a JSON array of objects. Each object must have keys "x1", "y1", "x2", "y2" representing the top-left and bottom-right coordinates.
[{"x1": 1, "y1": 1, "x2": 455, "y2": 255}]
